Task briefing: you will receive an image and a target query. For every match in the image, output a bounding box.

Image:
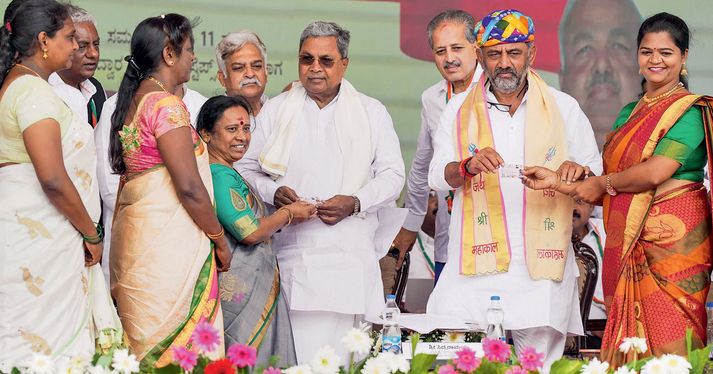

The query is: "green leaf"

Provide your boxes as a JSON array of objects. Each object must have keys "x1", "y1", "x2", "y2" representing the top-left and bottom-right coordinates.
[
  {"x1": 475, "y1": 359, "x2": 499, "y2": 374},
  {"x1": 411, "y1": 332, "x2": 421, "y2": 356},
  {"x1": 11, "y1": 368, "x2": 21, "y2": 374},
  {"x1": 686, "y1": 327, "x2": 694, "y2": 355},
  {"x1": 268, "y1": 355, "x2": 281, "y2": 367},
  {"x1": 548, "y1": 357, "x2": 584, "y2": 374},
  {"x1": 410, "y1": 353, "x2": 438, "y2": 373},
  {"x1": 689, "y1": 346, "x2": 712, "y2": 374},
  {"x1": 95, "y1": 354, "x2": 113, "y2": 369},
  {"x1": 625, "y1": 356, "x2": 653, "y2": 372},
  {"x1": 153, "y1": 363, "x2": 183, "y2": 374}
]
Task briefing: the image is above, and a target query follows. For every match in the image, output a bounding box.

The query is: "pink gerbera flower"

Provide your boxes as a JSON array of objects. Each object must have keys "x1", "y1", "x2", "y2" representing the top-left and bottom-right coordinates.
[
  {"x1": 190, "y1": 321, "x2": 221, "y2": 354},
  {"x1": 172, "y1": 346, "x2": 198, "y2": 372},
  {"x1": 454, "y1": 346, "x2": 481, "y2": 373},
  {"x1": 506, "y1": 365, "x2": 529, "y2": 374},
  {"x1": 438, "y1": 364, "x2": 458, "y2": 374},
  {"x1": 227, "y1": 343, "x2": 257, "y2": 368},
  {"x1": 518, "y1": 346, "x2": 545, "y2": 371},
  {"x1": 482, "y1": 338, "x2": 511, "y2": 363},
  {"x1": 263, "y1": 367, "x2": 282, "y2": 374}
]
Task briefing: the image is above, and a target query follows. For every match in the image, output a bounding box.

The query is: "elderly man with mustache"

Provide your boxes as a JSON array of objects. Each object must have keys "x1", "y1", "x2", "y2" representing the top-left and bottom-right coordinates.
[
  {"x1": 426, "y1": 9, "x2": 601, "y2": 372},
  {"x1": 389, "y1": 9, "x2": 482, "y2": 288},
  {"x1": 216, "y1": 30, "x2": 269, "y2": 115},
  {"x1": 48, "y1": 4, "x2": 106, "y2": 128}
]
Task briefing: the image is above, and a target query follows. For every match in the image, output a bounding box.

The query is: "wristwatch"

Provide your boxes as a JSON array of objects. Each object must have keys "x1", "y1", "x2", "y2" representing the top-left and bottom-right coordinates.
[{"x1": 351, "y1": 196, "x2": 361, "y2": 215}]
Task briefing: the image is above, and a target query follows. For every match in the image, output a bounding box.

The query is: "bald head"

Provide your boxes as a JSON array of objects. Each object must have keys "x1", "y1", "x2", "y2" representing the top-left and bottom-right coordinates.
[{"x1": 558, "y1": 0, "x2": 642, "y2": 150}]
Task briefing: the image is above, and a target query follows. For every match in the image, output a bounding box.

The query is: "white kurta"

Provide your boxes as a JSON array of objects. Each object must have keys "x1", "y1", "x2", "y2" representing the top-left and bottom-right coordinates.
[
  {"x1": 94, "y1": 87, "x2": 207, "y2": 283},
  {"x1": 48, "y1": 72, "x2": 99, "y2": 125},
  {"x1": 581, "y1": 218, "x2": 606, "y2": 320},
  {"x1": 238, "y1": 88, "x2": 405, "y2": 318},
  {"x1": 404, "y1": 70, "x2": 481, "y2": 263},
  {"x1": 427, "y1": 84, "x2": 602, "y2": 335}
]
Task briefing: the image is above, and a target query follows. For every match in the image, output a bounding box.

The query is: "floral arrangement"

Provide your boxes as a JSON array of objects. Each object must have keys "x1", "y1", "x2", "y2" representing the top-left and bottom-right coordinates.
[{"x1": 6, "y1": 325, "x2": 711, "y2": 374}]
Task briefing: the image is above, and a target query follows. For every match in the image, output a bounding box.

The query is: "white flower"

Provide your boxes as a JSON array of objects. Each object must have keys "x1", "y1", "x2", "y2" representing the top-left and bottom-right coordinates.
[
  {"x1": 284, "y1": 364, "x2": 314, "y2": 374},
  {"x1": 111, "y1": 349, "x2": 139, "y2": 374},
  {"x1": 341, "y1": 328, "x2": 373, "y2": 354},
  {"x1": 375, "y1": 352, "x2": 410, "y2": 374},
  {"x1": 660, "y1": 354, "x2": 692, "y2": 374},
  {"x1": 87, "y1": 365, "x2": 116, "y2": 374},
  {"x1": 310, "y1": 346, "x2": 341, "y2": 374},
  {"x1": 581, "y1": 358, "x2": 610, "y2": 374},
  {"x1": 641, "y1": 358, "x2": 667, "y2": 374},
  {"x1": 23, "y1": 353, "x2": 54, "y2": 374},
  {"x1": 441, "y1": 332, "x2": 465, "y2": 343},
  {"x1": 619, "y1": 337, "x2": 648, "y2": 354},
  {"x1": 614, "y1": 366, "x2": 637, "y2": 374},
  {"x1": 361, "y1": 357, "x2": 390, "y2": 374}
]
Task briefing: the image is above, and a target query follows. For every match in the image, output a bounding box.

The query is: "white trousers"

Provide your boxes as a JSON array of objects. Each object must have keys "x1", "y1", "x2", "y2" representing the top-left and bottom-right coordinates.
[
  {"x1": 511, "y1": 326, "x2": 566, "y2": 374},
  {"x1": 289, "y1": 310, "x2": 357, "y2": 365}
]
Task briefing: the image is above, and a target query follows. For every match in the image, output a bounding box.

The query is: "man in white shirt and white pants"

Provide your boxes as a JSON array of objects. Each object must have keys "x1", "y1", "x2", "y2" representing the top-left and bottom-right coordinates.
[
  {"x1": 239, "y1": 21, "x2": 404, "y2": 364},
  {"x1": 391, "y1": 9, "x2": 482, "y2": 284},
  {"x1": 426, "y1": 9, "x2": 602, "y2": 372}
]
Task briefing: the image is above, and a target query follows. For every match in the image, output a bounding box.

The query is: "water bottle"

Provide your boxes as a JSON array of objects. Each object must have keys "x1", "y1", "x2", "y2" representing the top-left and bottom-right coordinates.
[
  {"x1": 382, "y1": 294, "x2": 402, "y2": 354},
  {"x1": 486, "y1": 295, "x2": 506, "y2": 342},
  {"x1": 706, "y1": 302, "x2": 713, "y2": 358}
]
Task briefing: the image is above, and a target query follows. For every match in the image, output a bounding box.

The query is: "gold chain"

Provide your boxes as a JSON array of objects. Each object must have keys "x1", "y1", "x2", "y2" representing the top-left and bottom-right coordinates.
[
  {"x1": 642, "y1": 82, "x2": 684, "y2": 103},
  {"x1": 14, "y1": 63, "x2": 42, "y2": 78},
  {"x1": 146, "y1": 76, "x2": 167, "y2": 92}
]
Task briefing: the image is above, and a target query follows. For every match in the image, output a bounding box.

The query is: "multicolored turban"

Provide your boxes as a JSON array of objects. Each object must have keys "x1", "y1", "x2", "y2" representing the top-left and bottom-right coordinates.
[{"x1": 475, "y1": 9, "x2": 535, "y2": 47}]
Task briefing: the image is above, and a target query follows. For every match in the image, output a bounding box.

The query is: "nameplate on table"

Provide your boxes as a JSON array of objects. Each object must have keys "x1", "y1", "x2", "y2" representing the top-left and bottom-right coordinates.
[{"x1": 403, "y1": 342, "x2": 483, "y2": 360}]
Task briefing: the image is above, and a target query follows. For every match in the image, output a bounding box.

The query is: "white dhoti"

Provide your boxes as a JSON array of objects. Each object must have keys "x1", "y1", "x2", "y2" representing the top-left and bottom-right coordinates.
[{"x1": 290, "y1": 310, "x2": 357, "y2": 365}]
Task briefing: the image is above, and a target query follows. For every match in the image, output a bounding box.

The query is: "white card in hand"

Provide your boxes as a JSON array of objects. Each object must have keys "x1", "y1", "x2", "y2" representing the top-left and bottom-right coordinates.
[{"x1": 499, "y1": 164, "x2": 523, "y2": 178}]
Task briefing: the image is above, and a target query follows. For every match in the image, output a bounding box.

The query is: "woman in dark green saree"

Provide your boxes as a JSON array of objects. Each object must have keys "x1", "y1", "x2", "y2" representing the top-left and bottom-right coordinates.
[{"x1": 196, "y1": 96, "x2": 316, "y2": 366}]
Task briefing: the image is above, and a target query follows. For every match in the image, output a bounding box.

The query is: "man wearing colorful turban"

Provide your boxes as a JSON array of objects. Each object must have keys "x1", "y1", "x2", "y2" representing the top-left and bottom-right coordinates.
[{"x1": 427, "y1": 9, "x2": 602, "y2": 372}]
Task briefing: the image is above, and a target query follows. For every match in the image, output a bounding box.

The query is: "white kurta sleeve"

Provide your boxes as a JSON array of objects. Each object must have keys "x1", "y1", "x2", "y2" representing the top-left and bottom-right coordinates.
[
  {"x1": 429, "y1": 97, "x2": 459, "y2": 192},
  {"x1": 354, "y1": 101, "x2": 405, "y2": 213},
  {"x1": 402, "y1": 94, "x2": 434, "y2": 231},
  {"x1": 236, "y1": 104, "x2": 281, "y2": 205},
  {"x1": 558, "y1": 91, "x2": 603, "y2": 176},
  {"x1": 94, "y1": 96, "x2": 119, "y2": 216}
]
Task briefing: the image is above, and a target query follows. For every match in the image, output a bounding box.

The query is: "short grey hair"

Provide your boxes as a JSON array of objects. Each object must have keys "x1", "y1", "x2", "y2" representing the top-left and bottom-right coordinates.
[
  {"x1": 427, "y1": 10, "x2": 476, "y2": 49},
  {"x1": 215, "y1": 30, "x2": 268, "y2": 74},
  {"x1": 558, "y1": 0, "x2": 641, "y2": 71},
  {"x1": 299, "y1": 21, "x2": 350, "y2": 58},
  {"x1": 66, "y1": 4, "x2": 96, "y2": 26}
]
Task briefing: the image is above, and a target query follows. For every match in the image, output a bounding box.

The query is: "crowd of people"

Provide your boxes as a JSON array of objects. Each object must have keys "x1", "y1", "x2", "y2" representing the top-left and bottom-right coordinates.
[{"x1": 1, "y1": 0, "x2": 711, "y2": 372}]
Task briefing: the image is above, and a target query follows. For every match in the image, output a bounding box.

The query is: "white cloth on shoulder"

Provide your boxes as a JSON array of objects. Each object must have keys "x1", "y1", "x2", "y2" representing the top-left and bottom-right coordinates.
[{"x1": 259, "y1": 79, "x2": 371, "y2": 194}]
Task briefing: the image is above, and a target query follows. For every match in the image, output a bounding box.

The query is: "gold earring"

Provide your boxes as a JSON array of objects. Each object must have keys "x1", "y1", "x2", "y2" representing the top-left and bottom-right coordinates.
[
  {"x1": 42, "y1": 48, "x2": 48, "y2": 59},
  {"x1": 681, "y1": 63, "x2": 688, "y2": 77}
]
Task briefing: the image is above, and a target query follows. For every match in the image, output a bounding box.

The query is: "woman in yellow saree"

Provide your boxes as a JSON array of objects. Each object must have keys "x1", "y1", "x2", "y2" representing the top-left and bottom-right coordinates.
[
  {"x1": 522, "y1": 12, "x2": 713, "y2": 367},
  {"x1": 108, "y1": 14, "x2": 232, "y2": 370}
]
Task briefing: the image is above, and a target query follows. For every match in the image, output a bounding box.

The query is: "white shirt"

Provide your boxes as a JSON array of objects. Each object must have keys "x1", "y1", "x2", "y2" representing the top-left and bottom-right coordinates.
[
  {"x1": 238, "y1": 88, "x2": 405, "y2": 317},
  {"x1": 580, "y1": 218, "x2": 606, "y2": 320},
  {"x1": 94, "y1": 86, "x2": 207, "y2": 284},
  {"x1": 426, "y1": 82, "x2": 602, "y2": 335},
  {"x1": 404, "y1": 69, "x2": 481, "y2": 263},
  {"x1": 48, "y1": 72, "x2": 100, "y2": 124}
]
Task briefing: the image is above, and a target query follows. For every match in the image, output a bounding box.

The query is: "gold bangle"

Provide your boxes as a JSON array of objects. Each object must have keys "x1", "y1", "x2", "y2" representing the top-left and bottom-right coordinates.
[
  {"x1": 278, "y1": 207, "x2": 293, "y2": 226},
  {"x1": 206, "y1": 226, "x2": 224, "y2": 240}
]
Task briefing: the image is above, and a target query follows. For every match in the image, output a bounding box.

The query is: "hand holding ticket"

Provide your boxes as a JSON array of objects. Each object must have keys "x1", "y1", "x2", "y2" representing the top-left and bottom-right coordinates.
[{"x1": 499, "y1": 164, "x2": 523, "y2": 178}]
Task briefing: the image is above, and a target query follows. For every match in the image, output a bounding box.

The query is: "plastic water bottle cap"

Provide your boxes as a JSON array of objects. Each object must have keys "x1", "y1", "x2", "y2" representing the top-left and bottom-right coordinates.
[
  {"x1": 706, "y1": 302, "x2": 713, "y2": 308},
  {"x1": 387, "y1": 294, "x2": 396, "y2": 300},
  {"x1": 490, "y1": 295, "x2": 501, "y2": 301}
]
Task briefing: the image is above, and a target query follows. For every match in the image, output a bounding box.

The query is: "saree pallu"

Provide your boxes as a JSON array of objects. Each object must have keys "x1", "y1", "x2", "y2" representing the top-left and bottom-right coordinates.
[
  {"x1": 0, "y1": 108, "x2": 110, "y2": 368},
  {"x1": 111, "y1": 149, "x2": 223, "y2": 369},
  {"x1": 601, "y1": 94, "x2": 713, "y2": 366},
  {"x1": 219, "y1": 182, "x2": 297, "y2": 367}
]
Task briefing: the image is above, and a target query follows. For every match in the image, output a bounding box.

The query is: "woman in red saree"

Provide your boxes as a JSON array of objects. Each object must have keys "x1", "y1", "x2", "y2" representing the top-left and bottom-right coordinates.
[{"x1": 522, "y1": 12, "x2": 713, "y2": 367}]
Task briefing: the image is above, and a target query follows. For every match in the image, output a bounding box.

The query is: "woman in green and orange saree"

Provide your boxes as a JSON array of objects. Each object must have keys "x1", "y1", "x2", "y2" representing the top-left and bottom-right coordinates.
[
  {"x1": 522, "y1": 12, "x2": 713, "y2": 367},
  {"x1": 108, "y1": 15, "x2": 232, "y2": 370}
]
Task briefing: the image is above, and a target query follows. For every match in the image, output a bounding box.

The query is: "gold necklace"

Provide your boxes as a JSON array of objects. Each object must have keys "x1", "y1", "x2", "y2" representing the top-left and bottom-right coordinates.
[
  {"x1": 15, "y1": 63, "x2": 42, "y2": 78},
  {"x1": 146, "y1": 76, "x2": 168, "y2": 92},
  {"x1": 642, "y1": 82, "x2": 684, "y2": 103}
]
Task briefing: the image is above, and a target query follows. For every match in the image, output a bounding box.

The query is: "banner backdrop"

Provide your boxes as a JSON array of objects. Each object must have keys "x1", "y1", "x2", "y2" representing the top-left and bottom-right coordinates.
[{"x1": 3, "y1": 0, "x2": 712, "y2": 176}]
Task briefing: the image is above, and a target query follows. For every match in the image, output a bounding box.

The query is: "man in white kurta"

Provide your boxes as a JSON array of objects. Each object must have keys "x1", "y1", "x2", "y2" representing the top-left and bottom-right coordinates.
[
  {"x1": 427, "y1": 9, "x2": 602, "y2": 371},
  {"x1": 94, "y1": 85, "x2": 206, "y2": 283},
  {"x1": 238, "y1": 21, "x2": 404, "y2": 364},
  {"x1": 393, "y1": 10, "x2": 482, "y2": 284}
]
